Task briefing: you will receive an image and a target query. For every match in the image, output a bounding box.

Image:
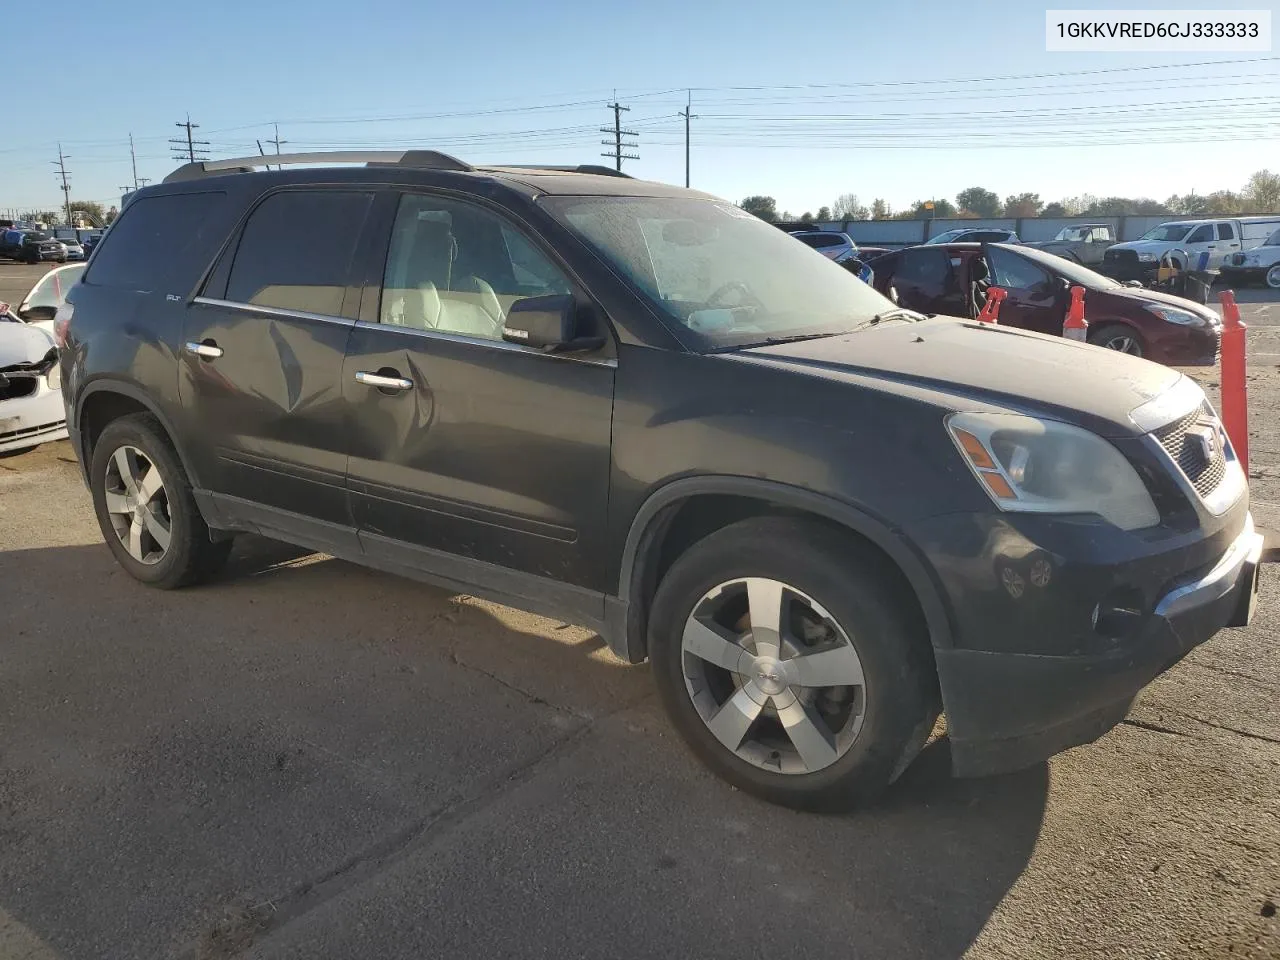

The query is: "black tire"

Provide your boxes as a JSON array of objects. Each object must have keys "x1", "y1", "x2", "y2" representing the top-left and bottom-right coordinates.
[
  {"x1": 89, "y1": 413, "x2": 231, "y2": 588},
  {"x1": 648, "y1": 516, "x2": 938, "y2": 812},
  {"x1": 1087, "y1": 322, "x2": 1145, "y2": 358}
]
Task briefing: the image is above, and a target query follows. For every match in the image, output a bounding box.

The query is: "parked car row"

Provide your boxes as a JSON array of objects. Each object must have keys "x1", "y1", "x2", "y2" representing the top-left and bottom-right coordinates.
[{"x1": 0, "y1": 229, "x2": 88, "y2": 263}]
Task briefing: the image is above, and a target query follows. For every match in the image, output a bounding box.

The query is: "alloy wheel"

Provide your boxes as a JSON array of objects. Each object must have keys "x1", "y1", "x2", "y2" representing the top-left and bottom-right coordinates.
[
  {"x1": 1267, "y1": 265, "x2": 1280, "y2": 289},
  {"x1": 103, "y1": 445, "x2": 172, "y2": 565},
  {"x1": 1101, "y1": 334, "x2": 1141, "y2": 355},
  {"x1": 681, "y1": 577, "x2": 867, "y2": 775}
]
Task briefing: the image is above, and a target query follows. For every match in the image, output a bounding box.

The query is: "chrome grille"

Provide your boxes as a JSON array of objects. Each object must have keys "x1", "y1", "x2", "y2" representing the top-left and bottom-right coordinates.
[{"x1": 1153, "y1": 404, "x2": 1228, "y2": 498}]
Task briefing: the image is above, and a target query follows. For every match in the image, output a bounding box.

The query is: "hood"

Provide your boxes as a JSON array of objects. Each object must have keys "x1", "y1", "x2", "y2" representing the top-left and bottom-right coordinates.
[
  {"x1": 732, "y1": 317, "x2": 1183, "y2": 437},
  {"x1": 1109, "y1": 239, "x2": 1174, "y2": 253},
  {"x1": 0, "y1": 323, "x2": 57, "y2": 368}
]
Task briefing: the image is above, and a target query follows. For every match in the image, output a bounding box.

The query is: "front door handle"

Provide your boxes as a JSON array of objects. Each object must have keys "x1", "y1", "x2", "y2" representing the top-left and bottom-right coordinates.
[
  {"x1": 355, "y1": 370, "x2": 413, "y2": 391},
  {"x1": 185, "y1": 340, "x2": 223, "y2": 359}
]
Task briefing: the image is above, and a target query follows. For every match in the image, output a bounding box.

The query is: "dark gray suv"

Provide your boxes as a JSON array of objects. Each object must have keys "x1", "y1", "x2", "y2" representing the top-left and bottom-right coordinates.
[{"x1": 56, "y1": 151, "x2": 1262, "y2": 811}]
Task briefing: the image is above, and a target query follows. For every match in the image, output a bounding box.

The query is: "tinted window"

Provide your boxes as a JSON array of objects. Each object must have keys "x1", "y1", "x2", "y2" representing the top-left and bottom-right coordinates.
[
  {"x1": 896, "y1": 248, "x2": 952, "y2": 286},
  {"x1": 988, "y1": 247, "x2": 1051, "y2": 289},
  {"x1": 1186, "y1": 225, "x2": 1213, "y2": 244},
  {"x1": 381, "y1": 194, "x2": 570, "y2": 340},
  {"x1": 88, "y1": 192, "x2": 224, "y2": 291},
  {"x1": 1217, "y1": 223, "x2": 1236, "y2": 240},
  {"x1": 797, "y1": 233, "x2": 844, "y2": 249},
  {"x1": 226, "y1": 191, "x2": 373, "y2": 316}
]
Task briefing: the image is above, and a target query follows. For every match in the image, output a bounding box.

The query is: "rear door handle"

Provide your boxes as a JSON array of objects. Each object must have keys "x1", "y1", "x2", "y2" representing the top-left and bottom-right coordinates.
[
  {"x1": 185, "y1": 341, "x2": 223, "y2": 359},
  {"x1": 355, "y1": 370, "x2": 413, "y2": 392}
]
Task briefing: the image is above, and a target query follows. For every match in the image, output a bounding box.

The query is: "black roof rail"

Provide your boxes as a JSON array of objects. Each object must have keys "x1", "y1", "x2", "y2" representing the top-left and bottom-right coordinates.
[{"x1": 163, "y1": 150, "x2": 474, "y2": 183}]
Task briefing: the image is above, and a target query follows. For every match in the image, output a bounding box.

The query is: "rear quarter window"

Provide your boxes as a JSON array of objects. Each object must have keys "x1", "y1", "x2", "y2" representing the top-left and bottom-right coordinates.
[{"x1": 87, "y1": 191, "x2": 226, "y2": 292}]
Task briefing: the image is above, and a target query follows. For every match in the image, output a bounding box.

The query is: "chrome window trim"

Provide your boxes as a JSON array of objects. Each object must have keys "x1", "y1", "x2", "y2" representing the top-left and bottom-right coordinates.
[
  {"x1": 355, "y1": 319, "x2": 617, "y2": 368},
  {"x1": 191, "y1": 296, "x2": 354, "y2": 327}
]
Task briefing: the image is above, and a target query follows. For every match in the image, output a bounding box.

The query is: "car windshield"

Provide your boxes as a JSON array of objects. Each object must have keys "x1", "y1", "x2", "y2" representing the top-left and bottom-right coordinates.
[
  {"x1": 542, "y1": 196, "x2": 897, "y2": 350},
  {"x1": 924, "y1": 229, "x2": 966, "y2": 244},
  {"x1": 1054, "y1": 227, "x2": 1090, "y2": 241},
  {"x1": 1140, "y1": 224, "x2": 1193, "y2": 242}
]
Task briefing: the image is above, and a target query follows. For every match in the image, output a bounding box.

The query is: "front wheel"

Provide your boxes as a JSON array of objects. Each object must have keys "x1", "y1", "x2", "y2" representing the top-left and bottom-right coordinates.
[
  {"x1": 89, "y1": 413, "x2": 231, "y2": 588},
  {"x1": 1267, "y1": 265, "x2": 1280, "y2": 289},
  {"x1": 1088, "y1": 322, "x2": 1145, "y2": 358},
  {"x1": 648, "y1": 517, "x2": 938, "y2": 812}
]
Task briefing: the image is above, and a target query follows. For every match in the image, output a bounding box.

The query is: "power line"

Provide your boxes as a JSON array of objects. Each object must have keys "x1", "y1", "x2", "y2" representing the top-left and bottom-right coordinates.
[
  {"x1": 52, "y1": 144, "x2": 72, "y2": 225},
  {"x1": 601, "y1": 101, "x2": 639, "y2": 171},
  {"x1": 170, "y1": 114, "x2": 210, "y2": 163}
]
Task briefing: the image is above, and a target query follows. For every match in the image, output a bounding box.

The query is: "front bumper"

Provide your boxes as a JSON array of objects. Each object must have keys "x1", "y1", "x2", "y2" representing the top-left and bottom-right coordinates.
[
  {"x1": 912, "y1": 508, "x2": 1262, "y2": 777},
  {"x1": 1218, "y1": 266, "x2": 1268, "y2": 284},
  {"x1": 0, "y1": 382, "x2": 69, "y2": 452}
]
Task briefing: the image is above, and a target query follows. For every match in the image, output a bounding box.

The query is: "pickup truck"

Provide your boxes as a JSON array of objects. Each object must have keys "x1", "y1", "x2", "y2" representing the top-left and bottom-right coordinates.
[
  {"x1": 1103, "y1": 216, "x2": 1280, "y2": 279},
  {"x1": 1025, "y1": 224, "x2": 1115, "y2": 265}
]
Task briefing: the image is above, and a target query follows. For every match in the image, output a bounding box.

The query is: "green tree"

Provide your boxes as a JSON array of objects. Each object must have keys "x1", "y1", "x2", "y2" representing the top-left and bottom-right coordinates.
[
  {"x1": 1243, "y1": 169, "x2": 1280, "y2": 211},
  {"x1": 1040, "y1": 202, "x2": 1069, "y2": 218},
  {"x1": 831, "y1": 193, "x2": 869, "y2": 220},
  {"x1": 1002, "y1": 193, "x2": 1043, "y2": 217},
  {"x1": 739, "y1": 196, "x2": 778, "y2": 221},
  {"x1": 68, "y1": 200, "x2": 108, "y2": 226},
  {"x1": 816, "y1": 206, "x2": 831, "y2": 222},
  {"x1": 799, "y1": 211, "x2": 814, "y2": 223},
  {"x1": 1083, "y1": 196, "x2": 1169, "y2": 216},
  {"x1": 869, "y1": 198, "x2": 891, "y2": 220},
  {"x1": 906, "y1": 198, "x2": 957, "y2": 219},
  {"x1": 956, "y1": 186, "x2": 1002, "y2": 218},
  {"x1": 105, "y1": 206, "x2": 119, "y2": 224}
]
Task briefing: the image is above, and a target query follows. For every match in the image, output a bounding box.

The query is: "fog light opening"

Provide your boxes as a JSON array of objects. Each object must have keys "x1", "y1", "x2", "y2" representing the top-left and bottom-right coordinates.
[{"x1": 1093, "y1": 587, "x2": 1146, "y2": 640}]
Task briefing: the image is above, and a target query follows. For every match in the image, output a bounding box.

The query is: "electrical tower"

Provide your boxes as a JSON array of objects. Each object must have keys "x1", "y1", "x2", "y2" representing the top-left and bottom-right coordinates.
[
  {"x1": 601, "y1": 102, "x2": 638, "y2": 172},
  {"x1": 678, "y1": 91, "x2": 696, "y2": 188},
  {"x1": 52, "y1": 144, "x2": 72, "y2": 226},
  {"x1": 170, "y1": 114, "x2": 210, "y2": 163}
]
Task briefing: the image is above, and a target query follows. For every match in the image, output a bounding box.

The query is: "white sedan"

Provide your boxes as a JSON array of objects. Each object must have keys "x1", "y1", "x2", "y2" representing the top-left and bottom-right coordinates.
[{"x1": 0, "y1": 264, "x2": 83, "y2": 454}]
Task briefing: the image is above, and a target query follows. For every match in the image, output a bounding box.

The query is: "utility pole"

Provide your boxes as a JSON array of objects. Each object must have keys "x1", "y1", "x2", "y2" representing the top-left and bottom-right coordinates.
[
  {"x1": 136, "y1": 177, "x2": 151, "y2": 187},
  {"x1": 52, "y1": 144, "x2": 72, "y2": 226},
  {"x1": 678, "y1": 90, "x2": 696, "y2": 188},
  {"x1": 129, "y1": 132, "x2": 140, "y2": 189},
  {"x1": 266, "y1": 122, "x2": 288, "y2": 158},
  {"x1": 600, "y1": 101, "x2": 638, "y2": 172},
  {"x1": 169, "y1": 114, "x2": 209, "y2": 163}
]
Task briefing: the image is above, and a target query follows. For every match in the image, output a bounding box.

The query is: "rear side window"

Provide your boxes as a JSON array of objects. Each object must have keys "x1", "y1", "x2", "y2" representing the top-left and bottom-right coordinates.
[
  {"x1": 87, "y1": 192, "x2": 224, "y2": 291},
  {"x1": 896, "y1": 248, "x2": 952, "y2": 286},
  {"x1": 799, "y1": 234, "x2": 844, "y2": 249},
  {"x1": 1217, "y1": 223, "x2": 1236, "y2": 240},
  {"x1": 225, "y1": 190, "x2": 373, "y2": 317}
]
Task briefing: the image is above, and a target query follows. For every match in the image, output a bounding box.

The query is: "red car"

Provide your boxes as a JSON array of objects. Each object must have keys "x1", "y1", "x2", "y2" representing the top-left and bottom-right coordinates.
[{"x1": 867, "y1": 242, "x2": 1221, "y2": 365}]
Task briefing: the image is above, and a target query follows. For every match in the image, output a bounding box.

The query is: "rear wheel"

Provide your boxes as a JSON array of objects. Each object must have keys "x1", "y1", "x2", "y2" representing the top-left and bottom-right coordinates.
[
  {"x1": 648, "y1": 517, "x2": 937, "y2": 812},
  {"x1": 90, "y1": 414, "x2": 231, "y2": 588},
  {"x1": 1088, "y1": 322, "x2": 1145, "y2": 358}
]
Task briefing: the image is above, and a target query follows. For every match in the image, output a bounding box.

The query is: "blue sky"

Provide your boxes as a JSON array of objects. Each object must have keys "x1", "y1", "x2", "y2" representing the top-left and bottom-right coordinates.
[{"x1": 3, "y1": 0, "x2": 1278, "y2": 217}]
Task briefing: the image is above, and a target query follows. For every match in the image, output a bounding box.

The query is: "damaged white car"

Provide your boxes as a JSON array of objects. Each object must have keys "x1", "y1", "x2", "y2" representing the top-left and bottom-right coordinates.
[{"x1": 0, "y1": 264, "x2": 82, "y2": 453}]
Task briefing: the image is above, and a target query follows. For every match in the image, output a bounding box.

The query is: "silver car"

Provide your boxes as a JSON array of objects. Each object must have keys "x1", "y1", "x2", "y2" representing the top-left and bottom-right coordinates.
[{"x1": 56, "y1": 238, "x2": 86, "y2": 261}]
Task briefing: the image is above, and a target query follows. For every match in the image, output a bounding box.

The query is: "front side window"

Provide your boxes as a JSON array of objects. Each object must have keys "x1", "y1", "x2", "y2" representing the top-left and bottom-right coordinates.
[
  {"x1": 380, "y1": 194, "x2": 571, "y2": 340},
  {"x1": 988, "y1": 247, "x2": 1051, "y2": 290},
  {"x1": 1266, "y1": 229, "x2": 1280, "y2": 247},
  {"x1": 1186, "y1": 225, "x2": 1213, "y2": 244},
  {"x1": 226, "y1": 190, "x2": 374, "y2": 316},
  {"x1": 543, "y1": 196, "x2": 893, "y2": 350},
  {"x1": 896, "y1": 248, "x2": 952, "y2": 286}
]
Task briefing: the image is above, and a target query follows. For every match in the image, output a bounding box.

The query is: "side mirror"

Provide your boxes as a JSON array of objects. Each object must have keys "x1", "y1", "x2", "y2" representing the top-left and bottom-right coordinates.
[
  {"x1": 1124, "y1": 280, "x2": 1145, "y2": 288},
  {"x1": 19, "y1": 304, "x2": 57, "y2": 323},
  {"x1": 502, "y1": 295, "x2": 603, "y2": 352}
]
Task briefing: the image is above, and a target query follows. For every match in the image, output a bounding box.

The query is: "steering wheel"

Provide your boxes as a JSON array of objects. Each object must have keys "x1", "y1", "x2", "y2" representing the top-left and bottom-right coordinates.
[{"x1": 706, "y1": 280, "x2": 762, "y2": 310}]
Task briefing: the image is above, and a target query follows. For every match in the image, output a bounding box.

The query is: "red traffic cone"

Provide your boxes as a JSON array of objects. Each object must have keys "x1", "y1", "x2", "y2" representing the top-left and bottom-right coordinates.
[
  {"x1": 1064, "y1": 285, "x2": 1088, "y2": 341},
  {"x1": 976, "y1": 286, "x2": 1007, "y2": 324}
]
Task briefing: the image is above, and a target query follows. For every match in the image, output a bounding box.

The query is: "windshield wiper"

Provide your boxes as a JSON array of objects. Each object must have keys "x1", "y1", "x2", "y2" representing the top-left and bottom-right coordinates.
[{"x1": 850, "y1": 308, "x2": 926, "y2": 330}]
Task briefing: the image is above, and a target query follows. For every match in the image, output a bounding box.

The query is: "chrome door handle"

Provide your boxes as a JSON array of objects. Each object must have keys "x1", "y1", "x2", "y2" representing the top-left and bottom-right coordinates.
[
  {"x1": 185, "y1": 341, "x2": 223, "y2": 359},
  {"x1": 355, "y1": 370, "x2": 413, "y2": 391}
]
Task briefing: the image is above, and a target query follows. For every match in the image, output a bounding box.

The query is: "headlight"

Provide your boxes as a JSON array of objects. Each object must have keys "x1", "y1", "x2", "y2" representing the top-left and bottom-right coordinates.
[
  {"x1": 1146, "y1": 304, "x2": 1205, "y2": 326},
  {"x1": 1137, "y1": 252, "x2": 1157, "y2": 262},
  {"x1": 947, "y1": 412, "x2": 1159, "y2": 531},
  {"x1": 45, "y1": 362, "x2": 61, "y2": 390}
]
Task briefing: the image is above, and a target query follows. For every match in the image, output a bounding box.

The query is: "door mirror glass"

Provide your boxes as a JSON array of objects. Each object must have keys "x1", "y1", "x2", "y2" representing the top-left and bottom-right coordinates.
[{"x1": 502, "y1": 294, "x2": 583, "y2": 350}]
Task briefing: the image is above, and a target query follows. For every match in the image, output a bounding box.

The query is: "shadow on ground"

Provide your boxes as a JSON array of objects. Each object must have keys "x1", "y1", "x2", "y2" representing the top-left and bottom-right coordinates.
[{"x1": 0, "y1": 538, "x2": 1048, "y2": 960}]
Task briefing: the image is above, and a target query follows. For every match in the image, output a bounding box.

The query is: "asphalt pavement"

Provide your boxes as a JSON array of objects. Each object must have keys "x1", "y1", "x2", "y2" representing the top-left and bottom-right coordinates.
[{"x1": 0, "y1": 262, "x2": 1277, "y2": 959}]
